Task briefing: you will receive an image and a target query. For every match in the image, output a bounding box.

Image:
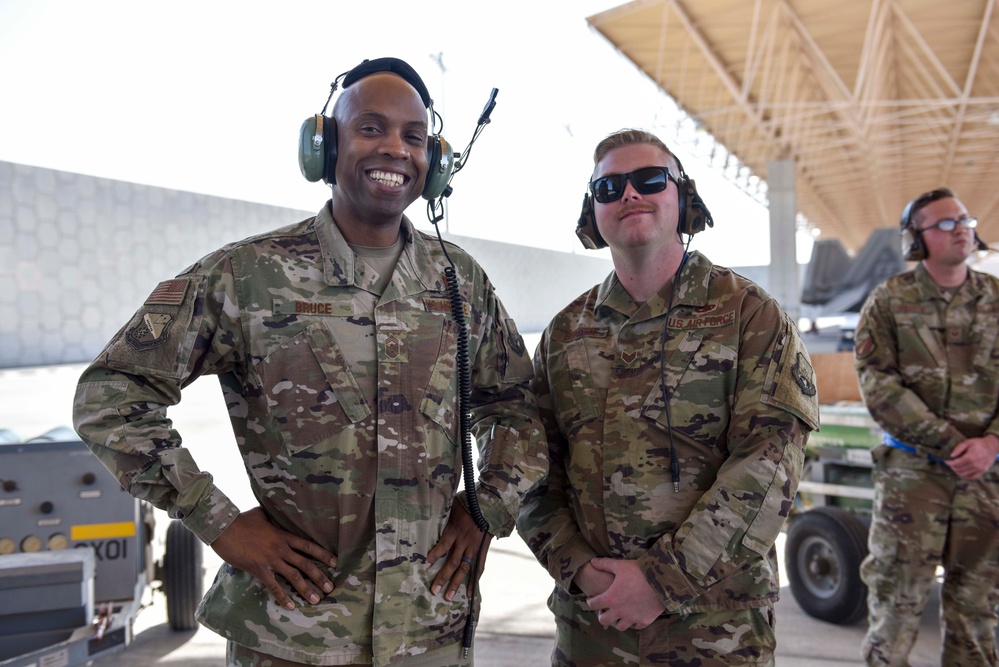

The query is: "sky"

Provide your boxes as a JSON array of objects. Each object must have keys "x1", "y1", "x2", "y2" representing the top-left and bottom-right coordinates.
[{"x1": 0, "y1": 0, "x2": 802, "y2": 266}]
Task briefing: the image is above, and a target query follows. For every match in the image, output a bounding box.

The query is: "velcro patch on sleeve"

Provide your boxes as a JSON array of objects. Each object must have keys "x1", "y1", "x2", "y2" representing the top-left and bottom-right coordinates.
[
  {"x1": 104, "y1": 275, "x2": 203, "y2": 380},
  {"x1": 762, "y1": 326, "x2": 820, "y2": 431},
  {"x1": 125, "y1": 313, "x2": 174, "y2": 350},
  {"x1": 854, "y1": 326, "x2": 877, "y2": 360},
  {"x1": 145, "y1": 279, "x2": 190, "y2": 306}
]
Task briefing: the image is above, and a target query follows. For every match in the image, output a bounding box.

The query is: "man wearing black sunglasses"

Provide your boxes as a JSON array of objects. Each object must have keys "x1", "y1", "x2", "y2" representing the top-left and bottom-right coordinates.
[
  {"x1": 854, "y1": 187, "x2": 999, "y2": 666},
  {"x1": 518, "y1": 129, "x2": 819, "y2": 665}
]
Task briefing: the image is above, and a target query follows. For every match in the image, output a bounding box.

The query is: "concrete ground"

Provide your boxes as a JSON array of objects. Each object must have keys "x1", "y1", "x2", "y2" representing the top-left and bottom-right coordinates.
[{"x1": 1, "y1": 327, "x2": 952, "y2": 666}]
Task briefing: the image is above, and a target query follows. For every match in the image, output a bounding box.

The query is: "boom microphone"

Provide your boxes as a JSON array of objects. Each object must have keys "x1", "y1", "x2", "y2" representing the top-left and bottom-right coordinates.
[{"x1": 477, "y1": 88, "x2": 498, "y2": 126}]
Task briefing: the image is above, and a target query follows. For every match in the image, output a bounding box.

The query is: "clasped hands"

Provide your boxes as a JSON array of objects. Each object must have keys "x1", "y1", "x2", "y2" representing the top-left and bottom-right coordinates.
[
  {"x1": 947, "y1": 434, "x2": 999, "y2": 480},
  {"x1": 576, "y1": 558, "x2": 667, "y2": 631}
]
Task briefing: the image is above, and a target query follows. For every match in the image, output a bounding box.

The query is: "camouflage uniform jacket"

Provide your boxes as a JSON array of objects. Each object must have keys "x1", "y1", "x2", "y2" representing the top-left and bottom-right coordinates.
[
  {"x1": 854, "y1": 262, "x2": 999, "y2": 461},
  {"x1": 517, "y1": 251, "x2": 819, "y2": 622},
  {"x1": 73, "y1": 203, "x2": 546, "y2": 666}
]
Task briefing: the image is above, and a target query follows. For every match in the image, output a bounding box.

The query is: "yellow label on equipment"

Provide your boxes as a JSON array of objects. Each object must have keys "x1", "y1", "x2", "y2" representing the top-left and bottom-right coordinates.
[{"x1": 71, "y1": 522, "x2": 136, "y2": 540}]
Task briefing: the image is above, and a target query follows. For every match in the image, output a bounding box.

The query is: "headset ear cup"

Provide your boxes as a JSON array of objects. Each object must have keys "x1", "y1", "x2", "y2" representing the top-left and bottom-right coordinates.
[
  {"x1": 297, "y1": 114, "x2": 338, "y2": 184},
  {"x1": 974, "y1": 231, "x2": 990, "y2": 252},
  {"x1": 901, "y1": 227, "x2": 926, "y2": 261},
  {"x1": 423, "y1": 136, "x2": 453, "y2": 200},
  {"x1": 298, "y1": 115, "x2": 327, "y2": 183},
  {"x1": 677, "y1": 177, "x2": 714, "y2": 236},
  {"x1": 898, "y1": 198, "x2": 923, "y2": 260},
  {"x1": 575, "y1": 193, "x2": 607, "y2": 249},
  {"x1": 324, "y1": 116, "x2": 338, "y2": 185}
]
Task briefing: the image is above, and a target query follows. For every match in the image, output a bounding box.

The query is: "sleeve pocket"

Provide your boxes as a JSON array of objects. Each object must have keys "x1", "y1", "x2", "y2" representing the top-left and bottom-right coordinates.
[
  {"x1": 679, "y1": 494, "x2": 748, "y2": 584},
  {"x1": 743, "y1": 445, "x2": 803, "y2": 556}
]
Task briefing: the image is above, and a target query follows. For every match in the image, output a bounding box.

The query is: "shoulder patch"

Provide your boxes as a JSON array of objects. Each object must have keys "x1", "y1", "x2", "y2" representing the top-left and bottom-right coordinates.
[
  {"x1": 125, "y1": 313, "x2": 174, "y2": 351},
  {"x1": 145, "y1": 279, "x2": 190, "y2": 306},
  {"x1": 505, "y1": 319, "x2": 526, "y2": 356},
  {"x1": 854, "y1": 326, "x2": 876, "y2": 360},
  {"x1": 792, "y1": 352, "x2": 817, "y2": 396},
  {"x1": 760, "y1": 325, "x2": 820, "y2": 431},
  {"x1": 105, "y1": 273, "x2": 205, "y2": 379}
]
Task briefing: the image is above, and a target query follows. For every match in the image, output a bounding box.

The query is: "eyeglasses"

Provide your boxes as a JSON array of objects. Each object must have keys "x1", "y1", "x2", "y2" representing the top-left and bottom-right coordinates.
[
  {"x1": 920, "y1": 217, "x2": 978, "y2": 233},
  {"x1": 589, "y1": 166, "x2": 676, "y2": 203}
]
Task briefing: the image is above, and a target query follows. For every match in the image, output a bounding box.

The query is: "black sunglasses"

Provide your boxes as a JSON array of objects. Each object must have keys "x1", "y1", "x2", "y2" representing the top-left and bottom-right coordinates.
[{"x1": 590, "y1": 166, "x2": 677, "y2": 203}]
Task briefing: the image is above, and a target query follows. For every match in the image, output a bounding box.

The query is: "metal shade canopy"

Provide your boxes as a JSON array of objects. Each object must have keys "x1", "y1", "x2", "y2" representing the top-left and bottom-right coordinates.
[{"x1": 588, "y1": 0, "x2": 999, "y2": 252}]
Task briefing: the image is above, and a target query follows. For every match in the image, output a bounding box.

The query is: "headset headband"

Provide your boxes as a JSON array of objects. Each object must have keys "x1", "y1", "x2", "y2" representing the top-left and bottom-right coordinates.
[{"x1": 342, "y1": 57, "x2": 432, "y2": 109}]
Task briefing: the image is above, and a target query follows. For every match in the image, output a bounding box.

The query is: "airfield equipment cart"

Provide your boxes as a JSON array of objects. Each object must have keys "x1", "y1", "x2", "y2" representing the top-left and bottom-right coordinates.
[{"x1": 0, "y1": 427, "x2": 204, "y2": 667}]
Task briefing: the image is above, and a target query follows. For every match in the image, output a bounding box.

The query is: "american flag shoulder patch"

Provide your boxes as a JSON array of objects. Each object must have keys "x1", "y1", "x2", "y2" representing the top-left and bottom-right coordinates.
[{"x1": 145, "y1": 279, "x2": 189, "y2": 306}]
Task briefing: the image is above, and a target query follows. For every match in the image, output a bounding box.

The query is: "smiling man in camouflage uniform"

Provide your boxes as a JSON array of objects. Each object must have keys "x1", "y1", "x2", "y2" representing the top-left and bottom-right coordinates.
[
  {"x1": 72, "y1": 57, "x2": 546, "y2": 667},
  {"x1": 855, "y1": 187, "x2": 999, "y2": 666},
  {"x1": 516, "y1": 129, "x2": 819, "y2": 666}
]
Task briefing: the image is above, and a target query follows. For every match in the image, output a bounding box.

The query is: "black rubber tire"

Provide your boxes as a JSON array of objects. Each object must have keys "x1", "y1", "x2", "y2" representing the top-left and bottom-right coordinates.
[
  {"x1": 785, "y1": 506, "x2": 869, "y2": 625},
  {"x1": 164, "y1": 520, "x2": 204, "y2": 632}
]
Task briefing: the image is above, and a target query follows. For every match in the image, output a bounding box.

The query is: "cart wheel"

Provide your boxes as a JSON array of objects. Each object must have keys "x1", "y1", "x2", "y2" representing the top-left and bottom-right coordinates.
[
  {"x1": 164, "y1": 520, "x2": 204, "y2": 631},
  {"x1": 785, "y1": 506, "x2": 869, "y2": 625}
]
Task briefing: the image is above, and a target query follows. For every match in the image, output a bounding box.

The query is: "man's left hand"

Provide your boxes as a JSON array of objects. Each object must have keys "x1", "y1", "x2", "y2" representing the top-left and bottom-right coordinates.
[
  {"x1": 586, "y1": 558, "x2": 666, "y2": 631},
  {"x1": 427, "y1": 501, "x2": 492, "y2": 601},
  {"x1": 947, "y1": 435, "x2": 999, "y2": 480}
]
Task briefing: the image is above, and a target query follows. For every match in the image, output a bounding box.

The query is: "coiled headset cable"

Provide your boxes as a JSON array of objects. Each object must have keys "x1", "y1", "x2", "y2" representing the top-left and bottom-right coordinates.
[{"x1": 427, "y1": 88, "x2": 499, "y2": 657}]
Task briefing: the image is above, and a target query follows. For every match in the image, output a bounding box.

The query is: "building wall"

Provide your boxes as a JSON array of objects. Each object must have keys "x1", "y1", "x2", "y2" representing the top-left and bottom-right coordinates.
[
  {"x1": 1, "y1": 161, "x2": 316, "y2": 367},
  {"x1": 1, "y1": 161, "x2": 780, "y2": 369},
  {"x1": 0, "y1": 161, "x2": 617, "y2": 368}
]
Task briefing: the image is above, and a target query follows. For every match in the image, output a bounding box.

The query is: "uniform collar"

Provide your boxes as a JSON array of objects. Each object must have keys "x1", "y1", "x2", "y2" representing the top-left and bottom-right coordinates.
[
  {"x1": 596, "y1": 250, "x2": 713, "y2": 319},
  {"x1": 914, "y1": 261, "x2": 983, "y2": 303},
  {"x1": 314, "y1": 201, "x2": 442, "y2": 294}
]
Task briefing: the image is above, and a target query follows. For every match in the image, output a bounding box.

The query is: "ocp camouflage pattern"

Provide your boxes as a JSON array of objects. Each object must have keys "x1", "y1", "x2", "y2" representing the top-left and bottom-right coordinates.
[
  {"x1": 517, "y1": 251, "x2": 818, "y2": 664},
  {"x1": 855, "y1": 262, "x2": 999, "y2": 666},
  {"x1": 855, "y1": 262, "x2": 999, "y2": 458},
  {"x1": 546, "y1": 602, "x2": 777, "y2": 666},
  {"x1": 73, "y1": 203, "x2": 547, "y2": 666}
]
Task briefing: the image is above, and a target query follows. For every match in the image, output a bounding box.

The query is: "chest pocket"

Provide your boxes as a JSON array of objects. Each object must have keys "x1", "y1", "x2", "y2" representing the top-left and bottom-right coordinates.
[
  {"x1": 896, "y1": 313, "x2": 947, "y2": 388},
  {"x1": 640, "y1": 331, "x2": 700, "y2": 426},
  {"x1": 640, "y1": 332, "x2": 734, "y2": 447},
  {"x1": 254, "y1": 321, "x2": 370, "y2": 455},
  {"x1": 418, "y1": 316, "x2": 460, "y2": 444},
  {"x1": 973, "y1": 306, "x2": 999, "y2": 371},
  {"x1": 548, "y1": 338, "x2": 601, "y2": 438}
]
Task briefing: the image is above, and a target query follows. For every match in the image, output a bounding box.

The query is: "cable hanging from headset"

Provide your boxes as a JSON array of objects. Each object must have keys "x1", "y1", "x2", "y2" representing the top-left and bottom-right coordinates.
[
  {"x1": 424, "y1": 87, "x2": 499, "y2": 658},
  {"x1": 659, "y1": 242, "x2": 692, "y2": 493},
  {"x1": 425, "y1": 86, "x2": 500, "y2": 533},
  {"x1": 434, "y1": 249, "x2": 491, "y2": 660}
]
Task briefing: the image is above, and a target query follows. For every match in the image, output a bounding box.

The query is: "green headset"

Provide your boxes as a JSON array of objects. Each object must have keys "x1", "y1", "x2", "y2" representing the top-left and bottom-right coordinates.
[
  {"x1": 297, "y1": 57, "x2": 454, "y2": 201},
  {"x1": 575, "y1": 157, "x2": 714, "y2": 250}
]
